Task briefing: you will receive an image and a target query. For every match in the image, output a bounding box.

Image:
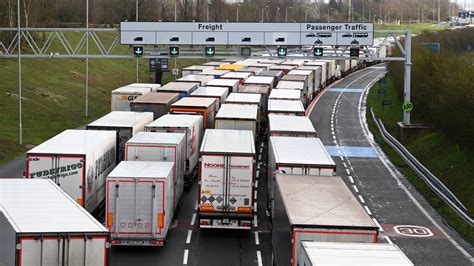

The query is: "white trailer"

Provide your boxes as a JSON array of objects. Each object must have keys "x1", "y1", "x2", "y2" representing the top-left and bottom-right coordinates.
[
  {"x1": 238, "y1": 85, "x2": 270, "y2": 117},
  {"x1": 268, "y1": 100, "x2": 305, "y2": 116},
  {"x1": 243, "y1": 76, "x2": 275, "y2": 89},
  {"x1": 190, "y1": 86, "x2": 229, "y2": 109},
  {"x1": 225, "y1": 92, "x2": 262, "y2": 123},
  {"x1": 157, "y1": 82, "x2": 199, "y2": 99},
  {"x1": 0, "y1": 179, "x2": 109, "y2": 266},
  {"x1": 198, "y1": 69, "x2": 230, "y2": 78},
  {"x1": 268, "y1": 115, "x2": 317, "y2": 137},
  {"x1": 145, "y1": 114, "x2": 203, "y2": 182},
  {"x1": 281, "y1": 75, "x2": 310, "y2": 104},
  {"x1": 275, "y1": 81, "x2": 306, "y2": 104},
  {"x1": 288, "y1": 69, "x2": 315, "y2": 101},
  {"x1": 234, "y1": 67, "x2": 263, "y2": 75},
  {"x1": 198, "y1": 129, "x2": 256, "y2": 229},
  {"x1": 269, "y1": 89, "x2": 302, "y2": 101},
  {"x1": 105, "y1": 161, "x2": 175, "y2": 246},
  {"x1": 268, "y1": 136, "x2": 336, "y2": 201},
  {"x1": 298, "y1": 65, "x2": 322, "y2": 93},
  {"x1": 126, "y1": 83, "x2": 161, "y2": 91},
  {"x1": 26, "y1": 129, "x2": 116, "y2": 212},
  {"x1": 221, "y1": 71, "x2": 252, "y2": 84},
  {"x1": 299, "y1": 242, "x2": 413, "y2": 266},
  {"x1": 203, "y1": 61, "x2": 227, "y2": 67},
  {"x1": 170, "y1": 97, "x2": 218, "y2": 129},
  {"x1": 206, "y1": 79, "x2": 240, "y2": 94},
  {"x1": 86, "y1": 111, "x2": 154, "y2": 162},
  {"x1": 111, "y1": 86, "x2": 153, "y2": 111},
  {"x1": 272, "y1": 174, "x2": 378, "y2": 266},
  {"x1": 125, "y1": 132, "x2": 186, "y2": 206},
  {"x1": 304, "y1": 61, "x2": 328, "y2": 87},
  {"x1": 255, "y1": 70, "x2": 283, "y2": 87},
  {"x1": 176, "y1": 74, "x2": 214, "y2": 86},
  {"x1": 215, "y1": 104, "x2": 259, "y2": 138},
  {"x1": 182, "y1": 65, "x2": 213, "y2": 77},
  {"x1": 269, "y1": 65, "x2": 296, "y2": 74}
]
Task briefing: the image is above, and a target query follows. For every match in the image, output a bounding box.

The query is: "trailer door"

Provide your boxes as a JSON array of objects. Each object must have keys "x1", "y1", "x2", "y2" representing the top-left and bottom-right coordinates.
[
  {"x1": 27, "y1": 155, "x2": 85, "y2": 206},
  {"x1": 226, "y1": 156, "x2": 254, "y2": 213}
]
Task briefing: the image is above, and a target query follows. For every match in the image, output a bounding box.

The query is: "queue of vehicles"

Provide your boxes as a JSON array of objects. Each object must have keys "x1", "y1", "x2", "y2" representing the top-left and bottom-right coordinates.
[{"x1": 1, "y1": 56, "x2": 412, "y2": 265}]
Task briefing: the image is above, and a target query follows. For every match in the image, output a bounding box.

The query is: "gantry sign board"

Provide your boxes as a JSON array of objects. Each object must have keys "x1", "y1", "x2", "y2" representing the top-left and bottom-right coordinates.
[{"x1": 120, "y1": 22, "x2": 374, "y2": 46}]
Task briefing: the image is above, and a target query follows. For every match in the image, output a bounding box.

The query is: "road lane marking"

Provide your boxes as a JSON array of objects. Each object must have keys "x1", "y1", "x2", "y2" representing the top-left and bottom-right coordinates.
[
  {"x1": 364, "y1": 206, "x2": 372, "y2": 215},
  {"x1": 348, "y1": 175, "x2": 354, "y2": 183},
  {"x1": 256, "y1": 171, "x2": 260, "y2": 178},
  {"x1": 352, "y1": 185, "x2": 359, "y2": 192},
  {"x1": 372, "y1": 218, "x2": 384, "y2": 232},
  {"x1": 190, "y1": 213, "x2": 196, "y2": 226},
  {"x1": 254, "y1": 202, "x2": 258, "y2": 212},
  {"x1": 358, "y1": 195, "x2": 365, "y2": 203},
  {"x1": 256, "y1": 251, "x2": 263, "y2": 266},
  {"x1": 343, "y1": 162, "x2": 347, "y2": 168},
  {"x1": 186, "y1": 230, "x2": 192, "y2": 244},
  {"x1": 384, "y1": 236, "x2": 393, "y2": 244},
  {"x1": 261, "y1": 142, "x2": 264, "y2": 148},
  {"x1": 183, "y1": 249, "x2": 189, "y2": 265},
  {"x1": 339, "y1": 155, "x2": 344, "y2": 161},
  {"x1": 254, "y1": 190, "x2": 258, "y2": 200},
  {"x1": 345, "y1": 169, "x2": 350, "y2": 175},
  {"x1": 254, "y1": 215, "x2": 258, "y2": 227},
  {"x1": 255, "y1": 180, "x2": 258, "y2": 188},
  {"x1": 194, "y1": 201, "x2": 198, "y2": 210},
  {"x1": 254, "y1": 231, "x2": 260, "y2": 245},
  {"x1": 258, "y1": 154, "x2": 262, "y2": 160}
]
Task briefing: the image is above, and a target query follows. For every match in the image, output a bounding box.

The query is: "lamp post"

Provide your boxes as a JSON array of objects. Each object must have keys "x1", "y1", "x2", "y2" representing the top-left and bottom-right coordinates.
[
  {"x1": 327, "y1": 8, "x2": 332, "y2": 22},
  {"x1": 174, "y1": 0, "x2": 177, "y2": 22},
  {"x1": 285, "y1": 6, "x2": 292, "y2": 22},
  {"x1": 236, "y1": 4, "x2": 240, "y2": 22},
  {"x1": 277, "y1": 7, "x2": 280, "y2": 22},
  {"x1": 362, "y1": 2, "x2": 365, "y2": 22},
  {"x1": 17, "y1": 0, "x2": 22, "y2": 144}
]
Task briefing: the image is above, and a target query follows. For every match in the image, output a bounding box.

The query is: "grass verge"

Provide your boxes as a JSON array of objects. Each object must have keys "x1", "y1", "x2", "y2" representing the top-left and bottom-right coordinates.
[
  {"x1": 366, "y1": 77, "x2": 474, "y2": 245},
  {"x1": 374, "y1": 22, "x2": 448, "y2": 35}
]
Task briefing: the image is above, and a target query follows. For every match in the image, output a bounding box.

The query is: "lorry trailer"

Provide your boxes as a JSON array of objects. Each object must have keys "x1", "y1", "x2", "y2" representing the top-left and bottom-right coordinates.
[
  {"x1": 190, "y1": 86, "x2": 229, "y2": 109},
  {"x1": 170, "y1": 97, "x2": 218, "y2": 129},
  {"x1": 0, "y1": 179, "x2": 110, "y2": 266},
  {"x1": 176, "y1": 74, "x2": 214, "y2": 86},
  {"x1": 206, "y1": 79, "x2": 240, "y2": 94},
  {"x1": 215, "y1": 104, "x2": 259, "y2": 139},
  {"x1": 26, "y1": 129, "x2": 116, "y2": 212},
  {"x1": 198, "y1": 129, "x2": 256, "y2": 229},
  {"x1": 111, "y1": 86, "x2": 153, "y2": 111},
  {"x1": 157, "y1": 82, "x2": 199, "y2": 99},
  {"x1": 268, "y1": 100, "x2": 305, "y2": 116},
  {"x1": 268, "y1": 115, "x2": 317, "y2": 137},
  {"x1": 130, "y1": 92, "x2": 179, "y2": 120},
  {"x1": 181, "y1": 65, "x2": 213, "y2": 77}
]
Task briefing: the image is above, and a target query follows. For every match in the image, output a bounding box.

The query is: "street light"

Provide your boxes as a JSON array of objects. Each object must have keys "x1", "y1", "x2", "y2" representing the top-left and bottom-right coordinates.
[
  {"x1": 362, "y1": 2, "x2": 365, "y2": 22},
  {"x1": 261, "y1": 5, "x2": 269, "y2": 22},
  {"x1": 236, "y1": 4, "x2": 240, "y2": 22},
  {"x1": 327, "y1": 7, "x2": 332, "y2": 23},
  {"x1": 285, "y1": 6, "x2": 292, "y2": 22},
  {"x1": 277, "y1": 7, "x2": 280, "y2": 22},
  {"x1": 207, "y1": 2, "x2": 211, "y2": 22}
]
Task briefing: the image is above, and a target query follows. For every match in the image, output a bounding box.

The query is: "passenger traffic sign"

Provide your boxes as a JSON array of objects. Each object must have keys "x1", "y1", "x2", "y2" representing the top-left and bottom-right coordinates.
[
  {"x1": 313, "y1": 47, "x2": 323, "y2": 57},
  {"x1": 133, "y1": 46, "x2": 144, "y2": 57},
  {"x1": 403, "y1": 101, "x2": 413, "y2": 112},
  {"x1": 169, "y1": 47, "x2": 179, "y2": 57},
  {"x1": 277, "y1": 47, "x2": 287, "y2": 57},
  {"x1": 205, "y1": 46, "x2": 215, "y2": 57}
]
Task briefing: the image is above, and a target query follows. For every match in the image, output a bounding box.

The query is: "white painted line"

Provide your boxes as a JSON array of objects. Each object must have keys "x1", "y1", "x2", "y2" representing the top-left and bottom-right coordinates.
[
  {"x1": 258, "y1": 154, "x2": 262, "y2": 161},
  {"x1": 186, "y1": 230, "x2": 192, "y2": 244},
  {"x1": 332, "y1": 135, "x2": 336, "y2": 140},
  {"x1": 254, "y1": 202, "x2": 258, "y2": 212},
  {"x1": 259, "y1": 147, "x2": 263, "y2": 153},
  {"x1": 358, "y1": 195, "x2": 365, "y2": 203},
  {"x1": 254, "y1": 190, "x2": 258, "y2": 200},
  {"x1": 183, "y1": 249, "x2": 189, "y2": 265},
  {"x1": 348, "y1": 175, "x2": 354, "y2": 183},
  {"x1": 256, "y1": 251, "x2": 263, "y2": 266},
  {"x1": 255, "y1": 180, "x2": 259, "y2": 188},
  {"x1": 254, "y1": 231, "x2": 260, "y2": 245},
  {"x1": 364, "y1": 206, "x2": 372, "y2": 215},
  {"x1": 343, "y1": 162, "x2": 347, "y2": 168},
  {"x1": 190, "y1": 213, "x2": 196, "y2": 226},
  {"x1": 261, "y1": 142, "x2": 264, "y2": 148},
  {"x1": 194, "y1": 201, "x2": 198, "y2": 211},
  {"x1": 372, "y1": 218, "x2": 384, "y2": 232},
  {"x1": 352, "y1": 185, "x2": 359, "y2": 193},
  {"x1": 256, "y1": 171, "x2": 260, "y2": 178},
  {"x1": 254, "y1": 215, "x2": 258, "y2": 227},
  {"x1": 339, "y1": 155, "x2": 344, "y2": 161},
  {"x1": 345, "y1": 169, "x2": 350, "y2": 175},
  {"x1": 333, "y1": 140, "x2": 337, "y2": 144},
  {"x1": 384, "y1": 236, "x2": 393, "y2": 244}
]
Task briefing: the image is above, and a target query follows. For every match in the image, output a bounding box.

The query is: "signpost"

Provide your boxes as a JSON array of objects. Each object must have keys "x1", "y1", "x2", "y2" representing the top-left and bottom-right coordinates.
[
  {"x1": 402, "y1": 101, "x2": 413, "y2": 112},
  {"x1": 169, "y1": 46, "x2": 179, "y2": 57},
  {"x1": 205, "y1": 46, "x2": 215, "y2": 57},
  {"x1": 277, "y1": 47, "x2": 287, "y2": 57},
  {"x1": 133, "y1": 46, "x2": 144, "y2": 57},
  {"x1": 313, "y1": 47, "x2": 324, "y2": 57},
  {"x1": 241, "y1": 47, "x2": 252, "y2": 57},
  {"x1": 149, "y1": 58, "x2": 168, "y2": 71},
  {"x1": 350, "y1": 47, "x2": 360, "y2": 57}
]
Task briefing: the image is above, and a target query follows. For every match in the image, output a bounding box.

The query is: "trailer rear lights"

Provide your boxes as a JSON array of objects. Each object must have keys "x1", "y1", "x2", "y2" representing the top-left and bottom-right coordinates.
[
  {"x1": 76, "y1": 198, "x2": 83, "y2": 206},
  {"x1": 241, "y1": 221, "x2": 251, "y2": 227},
  {"x1": 111, "y1": 240, "x2": 121, "y2": 245},
  {"x1": 200, "y1": 220, "x2": 210, "y2": 225},
  {"x1": 150, "y1": 240, "x2": 164, "y2": 245},
  {"x1": 238, "y1": 207, "x2": 252, "y2": 213},
  {"x1": 200, "y1": 205, "x2": 214, "y2": 212},
  {"x1": 106, "y1": 213, "x2": 113, "y2": 228}
]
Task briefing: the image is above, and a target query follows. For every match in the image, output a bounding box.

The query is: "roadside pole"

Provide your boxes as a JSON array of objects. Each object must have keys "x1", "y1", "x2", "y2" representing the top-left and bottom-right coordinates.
[
  {"x1": 403, "y1": 31, "x2": 412, "y2": 124},
  {"x1": 136, "y1": 0, "x2": 139, "y2": 83},
  {"x1": 85, "y1": 0, "x2": 89, "y2": 117},
  {"x1": 17, "y1": 0, "x2": 22, "y2": 145}
]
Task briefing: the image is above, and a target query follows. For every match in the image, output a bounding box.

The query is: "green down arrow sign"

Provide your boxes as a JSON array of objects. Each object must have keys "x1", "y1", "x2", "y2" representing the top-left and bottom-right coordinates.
[
  {"x1": 170, "y1": 47, "x2": 179, "y2": 57},
  {"x1": 313, "y1": 47, "x2": 323, "y2": 57},
  {"x1": 133, "y1": 46, "x2": 143, "y2": 57},
  {"x1": 205, "y1": 47, "x2": 215, "y2": 57}
]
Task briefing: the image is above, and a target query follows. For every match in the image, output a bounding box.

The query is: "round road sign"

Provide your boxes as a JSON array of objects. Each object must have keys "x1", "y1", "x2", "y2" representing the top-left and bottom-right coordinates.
[{"x1": 402, "y1": 101, "x2": 413, "y2": 112}]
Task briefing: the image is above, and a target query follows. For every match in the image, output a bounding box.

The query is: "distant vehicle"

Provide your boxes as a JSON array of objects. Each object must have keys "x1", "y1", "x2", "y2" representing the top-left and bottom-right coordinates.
[
  {"x1": 170, "y1": 37, "x2": 179, "y2": 42},
  {"x1": 241, "y1": 37, "x2": 251, "y2": 42},
  {"x1": 306, "y1": 33, "x2": 316, "y2": 38},
  {"x1": 354, "y1": 33, "x2": 369, "y2": 38},
  {"x1": 206, "y1": 37, "x2": 215, "y2": 42},
  {"x1": 342, "y1": 33, "x2": 352, "y2": 38},
  {"x1": 317, "y1": 33, "x2": 332, "y2": 38},
  {"x1": 351, "y1": 39, "x2": 360, "y2": 45},
  {"x1": 275, "y1": 37, "x2": 285, "y2": 42}
]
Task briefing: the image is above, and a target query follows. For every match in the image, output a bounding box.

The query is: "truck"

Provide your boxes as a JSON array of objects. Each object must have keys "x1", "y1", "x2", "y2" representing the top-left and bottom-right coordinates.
[
  {"x1": 130, "y1": 92, "x2": 179, "y2": 120},
  {"x1": 215, "y1": 104, "x2": 259, "y2": 139},
  {"x1": 234, "y1": 67, "x2": 263, "y2": 75},
  {"x1": 287, "y1": 69, "x2": 315, "y2": 101},
  {"x1": 198, "y1": 69, "x2": 230, "y2": 78},
  {"x1": 298, "y1": 65, "x2": 322, "y2": 94},
  {"x1": 268, "y1": 115, "x2": 317, "y2": 137},
  {"x1": 269, "y1": 88, "x2": 302, "y2": 101},
  {"x1": 243, "y1": 76, "x2": 275, "y2": 90},
  {"x1": 272, "y1": 174, "x2": 379, "y2": 266},
  {"x1": 26, "y1": 129, "x2": 116, "y2": 212},
  {"x1": 170, "y1": 97, "x2": 218, "y2": 129},
  {"x1": 281, "y1": 75, "x2": 310, "y2": 104},
  {"x1": 0, "y1": 179, "x2": 109, "y2": 266},
  {"x1": 206, "y1": 78, "x2": 240, "y2": 94},
  {"x1": 145, "y1": 114, "x2": 203, "y2": 182},
  {"x1": 304, "y1": 61, "x2": 328, "y2": 87},
  {"x1": 190, "y1": 86, "x2": 229, "y2": 109},
  {"x1": 125, "y1": 132, "x2": 186, "y2": 203},
  {"x1": 275, "y1": 81, "x2": 306, "y2": 105},
  {"x1": 111, "y1": 86, "x2": 153, "y2": 111},
  {"x1": 157, "y1": 82, "x2": 199, "y2": 99},
  {"x1": 198, "y1": 129, "x2": 256, "y2": 229},
  {"x1": 182, "y1": 65, "x2": 213, "y2": 77},
  {"x1": 299, "y1": 242, "x2": 413, "y2": 266},
  {"x1": 238, "y1": 85, "x2": 270, "y2": 119},
  {"x1": 249, "y1": 62, "x2": 274, "y2": 70},
  {"x1": 268, "y1": 100, "x2": 305, "y2": 116},
  {"x1": 269, "y1": 65, "x2": 296, "y2": 74},
  {"x1": 176, "y1": 74, "x2": 214, "y2": 86},
  {"x1": 268, "y1": 136, "x2": 336, "y2": 203},
  {"x1": 105, "y1": 161, "x2": 175, "y2": 246},
  {"x1": 86, "y1": 111, "x2": 154, "y2": 162},
  {"x1": 221, "y1": 71, "x2": 252, "y2": 84}
]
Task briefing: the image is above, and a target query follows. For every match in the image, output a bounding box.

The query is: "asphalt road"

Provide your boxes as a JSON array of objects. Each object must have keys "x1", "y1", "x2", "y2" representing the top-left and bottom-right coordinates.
[{"x1": 308, "y1": 65, "x2": 474, "y2": 265}]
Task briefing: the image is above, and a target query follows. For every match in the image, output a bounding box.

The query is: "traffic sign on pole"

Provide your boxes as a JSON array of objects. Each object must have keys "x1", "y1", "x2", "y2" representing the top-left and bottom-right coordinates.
[
  {"x1": 241, "y1": 47, "x2": 251, "y2": 57},
  {"x1": 350, "y1": 47, "x2": 360, "y2": 57},
  {"x1": 277, "y1": 47, "x2": 287, "y2": 57},
  {"x1": 313, "y1": 47, "x2": 324, "y2": 57},
  {"x1": 205, "y1": 46, "x2": 215, "y2": 57},
  {"x1": 169, "y1": 46, "x2": 180, "y2": 57},
  {"x1": 402, "y1": 101, "x2": 413, "y2": 112},
  {"x1": 133, "y1": 46, "x2": 144, "y2": 57}
]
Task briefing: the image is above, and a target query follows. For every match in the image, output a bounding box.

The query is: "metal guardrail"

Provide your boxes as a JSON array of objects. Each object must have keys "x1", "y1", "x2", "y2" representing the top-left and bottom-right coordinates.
[{"x1": 370, "y1": 108, "x2": 473, "y2": 227}]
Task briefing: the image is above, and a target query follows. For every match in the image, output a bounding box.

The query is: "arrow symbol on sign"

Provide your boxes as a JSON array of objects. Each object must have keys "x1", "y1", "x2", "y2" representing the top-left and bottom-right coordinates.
[
  {"x1": 315, "y1": 49, "x2": 322, "y2": 56},
  {"x1": 207, "y1": 48, "x2": 214, "y2": 54},
  {"x1": 135, "y1": 48, "x2": 143, "y2": 54},
  {"x1": 171, "y1": 48, "x2": 178, "y2": 55},
  {"x1": 278, "y1": 49, "x2": 285, "y2": 56}
]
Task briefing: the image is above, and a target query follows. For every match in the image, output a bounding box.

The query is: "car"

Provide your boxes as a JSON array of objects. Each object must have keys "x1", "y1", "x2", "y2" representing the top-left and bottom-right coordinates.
[
  {"x1": 275, "y1": 37, "x2": 285, "y2": 42},
  {"x1": 306, "y1": 33, "x2": 316, "y2": 38},
  {"x1": 342, "y1": 33, "x2": 352, "y2": 38},
  {"x1": 206, "y1": 37, "x2": 215, "y2": 42},
  {"x1": 170, "y1": 37, "x2": 180, "y2": 42},
  {"x1": 351, "y1": 39, "x2": 360, "y2": 45}
]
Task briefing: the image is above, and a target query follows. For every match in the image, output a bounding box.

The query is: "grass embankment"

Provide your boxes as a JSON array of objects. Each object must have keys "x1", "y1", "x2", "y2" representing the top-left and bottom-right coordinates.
[
  {"x1": 374, "y1": 22, "x2": 448, "y2": 35},
  {"x1": 366, "y1": 77, "x2": 474, "y2": 245},
  {"x1": 0, "y1": 31, "x2": 205, "y2": 164}
]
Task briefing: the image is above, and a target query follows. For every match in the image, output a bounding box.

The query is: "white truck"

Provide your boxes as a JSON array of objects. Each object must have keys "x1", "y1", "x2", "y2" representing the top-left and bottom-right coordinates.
[
  {"x1": 181, "y1": 65, "x2": 213, "y2": 77},
  {"x1": 206, "y1": 79, "x2": 240, "y2": 94},
  {"x1": 255, "y1": 70, "x2": 284, "y2": 87},
  {"x1": 287, "y1": 69, "x2": 315, "y2": 101},
  {"x1": 86, "y1": 111, "x2": 154, "y2": 162},
  {"x1": 243, "y1": 76, "x2": 275, "y2": 90},
  {"x1": 268, "y1": 136, "x2": 336, "y2": 203},
  {"x1": 157, "y1": 82, "x2": 199, "y2": 99},
  {"x1": 26, "y1": 129, "x2": 116, "y2": 212},
  {"x1": 111, "y1": 86, "x2": 154, "y2": 111},
  {"x1": 221, "y1": 72, "x2": 252, "y2": 84},
  {"x1": 215, "y1": 104, "x2": 259, "y2": 139},
  {"x1": 197, "y1": 69, "x2": 230, "y2": 78},
  {"x1": 304, "y1": 61, "x2": 329, "y2": 87},
  {"x1": 268, "y1": 100, "x2": 305, "y2": 116},
  {"x1": 299, "y1": 242, "x2": 413, "y2": 266},
  {"x1": 105, "y1": 161, "x2": 175, "y2": 246},
  {"x1": 125, "y1": 131, "x2": 186, "y2": 207},
  {"x1": 190, "y1": 86, "x2": 229, "y2": 109},
  {"x1": 272, "y1": 174, "x2": 379, "y2": 266},
  {"x1": 176, "y1": 74, "x2": 214, "y2": 86},
  {"x1": 145, "y1": 114, "x2": 204, "y2": 184},
  {"x1": 281, "y1": 74, "x2": 310, "y2": 104},
  {"x1": 276, "y1": 81, "x2": 306, "y2": 106},
  {"x1": 0, "y1": 179, "x2": 110, "y2": 266},
  {"x1": 298, "y1": 65, "x2": 322, "y2": 94},
  {"x1": 198, "y1": 129, "x2": 256, "y2": 229},
  {"x1": 268, "y1": 115, "x2": 317, "y2": 137}
]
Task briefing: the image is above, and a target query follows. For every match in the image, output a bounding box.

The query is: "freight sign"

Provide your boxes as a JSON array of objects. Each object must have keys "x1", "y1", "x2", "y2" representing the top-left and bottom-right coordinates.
[
  {"x1": 402, "y1": 101, "x2": 413, "y2": 112},
  {"x1": 121, "y1": 22, "x2": 374, "y2": 46}
]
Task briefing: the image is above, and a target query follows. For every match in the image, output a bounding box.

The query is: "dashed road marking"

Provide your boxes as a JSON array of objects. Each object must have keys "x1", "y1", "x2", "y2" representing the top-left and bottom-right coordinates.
[
  {"x1": 183, "y1": 249, "x2": 189, "y2": 265},
  {"x1": 384, "y1": 236, "x2": 393, "y2": 244},
  {"x1": 255, "y1": 180, "x2": 258, "y2": 188},
  {"x1": 190, "y1": 213, "x2": 196, "y2": 226},
  {"x1": 343, "y1": 162, "x2": 347, "y2": 168},
  {"x1": 372, "y1": 218, "x2": 384, "y2": 232},
  {"x1": 345, "y1": 169, "x2": 350, "y2": 175},
  {"x1": 254, "y1": 215, "x2": 258, "y2": 227},
  {"x1": 254, "y1": 202, "x2": 258, "y2": 212},
  {"x1": 256, "y1": 251, "x2": 263, "y2": 266},
  {"x1": 194, "y1": 201, "x2": 198, "y2": 211},
  {"x1": 254, "y1": 231, "x2": 260, "y2": 245},
  {"x1": 364, "y1": 206, "x2": 372, "y2": 215},
  {"x1": 186, "y1": 230, "x2": 192, "y2": 244},
  {"x1": 256, "y1": 171, "x2": 260, "y2": 178},
  {"x1": 258, "y1": 154, "x2": 262, "y2": 160},
  {"x1": 358, "y1": 195, "x2": 365, "y2": 203},
  {"x1": 348, "y1": 175, "x2": 354, "y2": 183},
  {"x1": 339, "y1": 155, "x2": 344, "y2": 161},
  {"x1": 254, "y1": 190, "x2": 258, "y2": 200},
  {"x1": 352, "y1": 185, "x2": 359, "y2": 193}
]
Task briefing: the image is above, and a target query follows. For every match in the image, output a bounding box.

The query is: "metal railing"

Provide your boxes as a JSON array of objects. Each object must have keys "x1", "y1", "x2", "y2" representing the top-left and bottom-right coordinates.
[{"x1": 370, "y1": 108, "x2": 473, "y2": 227}]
